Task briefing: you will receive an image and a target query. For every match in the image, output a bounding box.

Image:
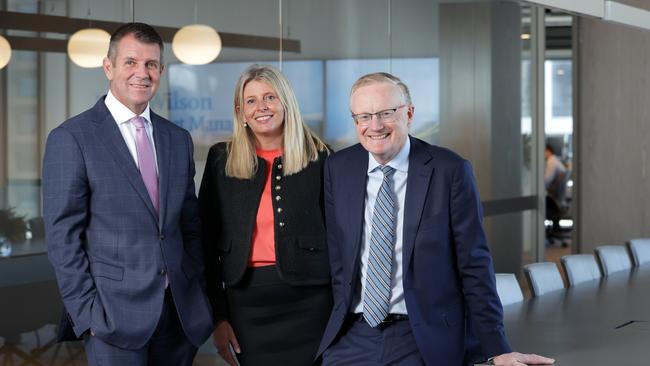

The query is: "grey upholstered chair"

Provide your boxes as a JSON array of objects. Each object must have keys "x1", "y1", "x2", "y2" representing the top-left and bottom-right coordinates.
[
  {"x1": 594, "y1": 245, "x2": 632, "y2": 276},
  {"x1": 495, "y1": 273, "x2": 524, "y2": 306},
  {"x1": 595, "y1": 245, "x2": 632, "y2": 276},
  {"x1": 626, "y1": 238, "x2": 650, "y2": 266},
  {"x1": 523, "y1": 262, "x2": 564, "y2": 297},
  {"x1": 560, "y1": 254, "x2": 602, "y2": 286}
]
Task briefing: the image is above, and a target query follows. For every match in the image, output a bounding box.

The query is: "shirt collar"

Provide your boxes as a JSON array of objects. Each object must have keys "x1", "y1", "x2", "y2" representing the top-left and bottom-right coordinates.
[
  {"x1": 367, "y1": 136, "x2": 411, "y2": 174},
  {"x1": 105, "y1": 90, "x2": 152, "y2": 125}
]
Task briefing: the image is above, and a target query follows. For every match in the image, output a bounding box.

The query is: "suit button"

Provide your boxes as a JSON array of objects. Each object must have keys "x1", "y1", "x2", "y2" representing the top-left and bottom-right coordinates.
[
  {"x1": 277, "y1": 164, "x2": 283, "y2": 169},
  {"x1": 159, "y1": 269, "x2": 166, "y2": 276},
  {"x1": 277, "y1": 207, "x2": 283, "y2": 213},
  {"x1": 279, "y1": 222, "x2": 285, "y2": 227},
  {"x1": 275, "y1": 185, "x2": 281, "y2": 191},
  {"x1": 275, "y1": 195, "x2": 281, "y2": 201},
  {"x1": 159, "y1": 235, "x2": 165, "y2": 240},
  {"x1": 275, "y1": 175, "x2": 281, "y2": 181}
]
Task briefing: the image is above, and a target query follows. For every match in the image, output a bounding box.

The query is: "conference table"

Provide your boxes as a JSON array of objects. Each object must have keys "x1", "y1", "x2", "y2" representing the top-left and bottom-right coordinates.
[
  {"x1": 477, "y1": 266, "x2": 650, "y2": 365},
  {"x1": 0, "y1": 238, "x2": 47, "y2": 258}
]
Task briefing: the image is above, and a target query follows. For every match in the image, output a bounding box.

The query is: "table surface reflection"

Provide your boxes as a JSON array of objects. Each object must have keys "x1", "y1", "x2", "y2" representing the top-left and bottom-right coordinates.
[
  {"x1": 479, "y1": 266, "x2": 650, "y2": 366},
  {"x1": 0, "y1": 239, "x2": 47, "y2": 258}
]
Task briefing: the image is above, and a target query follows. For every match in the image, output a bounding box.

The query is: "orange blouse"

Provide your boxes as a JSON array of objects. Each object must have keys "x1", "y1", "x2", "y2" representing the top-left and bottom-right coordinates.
[{"x1": 248, "y1": 148, "x2": 283, "y2": 267}]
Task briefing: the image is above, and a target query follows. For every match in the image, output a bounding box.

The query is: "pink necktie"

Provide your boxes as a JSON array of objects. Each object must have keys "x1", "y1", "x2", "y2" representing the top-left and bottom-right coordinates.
[
  {"x1": 131, "y1": 116, "x2": 159, "y2": 214},
  {"x1": 132, "y1": 116, "x2": 168, "y2": 287}
]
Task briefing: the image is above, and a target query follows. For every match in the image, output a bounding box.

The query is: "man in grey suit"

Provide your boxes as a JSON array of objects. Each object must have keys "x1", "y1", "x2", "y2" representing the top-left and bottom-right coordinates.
[{"x1": 43, "y1": 23, "x2": 213, "y2": 365}]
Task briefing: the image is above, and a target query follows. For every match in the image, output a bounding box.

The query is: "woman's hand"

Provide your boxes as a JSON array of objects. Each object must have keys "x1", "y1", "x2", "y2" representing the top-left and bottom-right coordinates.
[{"x1": 212, "y1": 320, "x2": 241, "y2": 366}]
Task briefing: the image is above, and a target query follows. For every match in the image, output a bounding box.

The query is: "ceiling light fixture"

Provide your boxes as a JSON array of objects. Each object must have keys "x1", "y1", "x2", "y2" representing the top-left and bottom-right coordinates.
[
  {"x1": 172, "y1": 0, "x2": 221, "y2": 65},
  {"x1": 0, "y1": 35, "x2": 11, "y2": 69},
  {"x1": 67, "y1": 28, "x2": 110, "y2": 68},
  {"x1": 67, "y1": 0, "x2": 110, "y2": 68}
]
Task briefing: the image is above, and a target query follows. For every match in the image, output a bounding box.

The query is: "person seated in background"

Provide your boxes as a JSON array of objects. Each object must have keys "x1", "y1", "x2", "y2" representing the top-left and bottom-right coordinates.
[
  {"x1": 545, "y1": 144, "x2": 569, "y2": 246},
  {"x1": 544, "y1": 144, "x2": 567, "y2": 202}
]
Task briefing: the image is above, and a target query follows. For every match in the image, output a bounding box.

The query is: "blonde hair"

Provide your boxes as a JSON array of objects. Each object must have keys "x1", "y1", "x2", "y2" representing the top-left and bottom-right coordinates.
[
  {"x1": 226, "y1": 64, "x2": 328, "y2": 179},
  {"x1": 350, "y1": 72, "x2": 412, "y2": 106}
]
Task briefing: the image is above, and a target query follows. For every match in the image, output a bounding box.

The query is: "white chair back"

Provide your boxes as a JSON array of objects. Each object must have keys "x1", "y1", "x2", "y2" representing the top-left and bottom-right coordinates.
[
  {"x1": 523, "y1": 262, "x2": 564, "y2": 297},
  {"x1": 561, "y1": 254, "x2": 602, "y2": 286},
  {"x1": 595, "y1": 245, "x2": 632, "y2": 276},
  {"x1": 495, "y1": 273, "x2": 524, "y2": 306},
  {"x1": 626, "y1": 238, "x2": 650, "y2": 266}
]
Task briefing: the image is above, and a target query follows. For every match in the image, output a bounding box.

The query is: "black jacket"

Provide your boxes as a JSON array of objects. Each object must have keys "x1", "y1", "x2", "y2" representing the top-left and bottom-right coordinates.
[{"x1": 199, "y1": 142, "x2": 330, "y2": 321}]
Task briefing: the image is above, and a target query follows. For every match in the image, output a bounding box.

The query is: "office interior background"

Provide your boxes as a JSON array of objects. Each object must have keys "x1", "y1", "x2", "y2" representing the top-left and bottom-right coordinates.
[{"x1": 0, "y1": 0, "x2": 648, "y2": 364}]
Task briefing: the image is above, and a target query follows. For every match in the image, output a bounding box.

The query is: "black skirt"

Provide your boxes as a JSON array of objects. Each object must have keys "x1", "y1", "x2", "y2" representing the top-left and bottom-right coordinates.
[{"x1": 227, "y1": 265, "x2": 333, "y2": 366}]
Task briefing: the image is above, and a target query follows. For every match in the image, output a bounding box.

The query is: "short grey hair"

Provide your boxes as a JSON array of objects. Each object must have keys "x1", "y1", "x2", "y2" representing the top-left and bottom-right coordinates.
[{"x1": 350, "y1": 72, "x2": 412, "y2": 105}]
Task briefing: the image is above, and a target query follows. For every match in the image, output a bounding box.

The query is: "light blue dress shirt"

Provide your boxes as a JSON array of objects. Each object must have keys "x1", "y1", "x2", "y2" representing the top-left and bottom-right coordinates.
[{"x1": 353, "y1": 138, "x2": 410, "y2": 315}]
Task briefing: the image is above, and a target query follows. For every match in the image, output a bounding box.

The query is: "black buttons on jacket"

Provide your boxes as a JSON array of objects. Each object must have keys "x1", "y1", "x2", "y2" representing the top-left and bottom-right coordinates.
[
  {"x1": 159, "y1": 234, "x2": 165, "y2": 240},
  {"x1": 159, "y1": 269, "x2": 166, "y2": 276},
  {"x1": 274, "y1": 161, "x2": 284, "y2": 227}
]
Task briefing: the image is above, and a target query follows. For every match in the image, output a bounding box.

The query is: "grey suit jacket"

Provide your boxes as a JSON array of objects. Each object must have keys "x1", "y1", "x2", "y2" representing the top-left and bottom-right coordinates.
[{"x1": 43, "y1": 97, "x2": 213, "y2": 349}]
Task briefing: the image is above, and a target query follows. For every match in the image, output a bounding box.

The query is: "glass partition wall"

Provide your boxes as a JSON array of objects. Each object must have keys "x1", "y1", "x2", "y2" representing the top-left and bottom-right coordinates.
[{"x1": 0, "y1": 0, "x2": 546, "y2": 364}]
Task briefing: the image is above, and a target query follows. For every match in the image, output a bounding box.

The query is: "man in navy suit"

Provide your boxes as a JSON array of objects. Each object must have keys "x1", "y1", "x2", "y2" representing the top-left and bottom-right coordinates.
[
  {"x1": 43, "y1": 23, "x2": 213, "y2": 365},
  {"x1": 317, "y1": 72, "x2": 554, "y2": 366}
]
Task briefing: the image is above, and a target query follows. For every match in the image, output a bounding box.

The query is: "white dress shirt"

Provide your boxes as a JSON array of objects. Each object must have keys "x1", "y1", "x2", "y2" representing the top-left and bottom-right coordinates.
[
  {"x1": 104, "y1": 90, "x2": 158, "y2": 172},
  {"x1": 353, "y1": 138, "x2": 410, "y2": 315},
  {"x1": 544, "y1": 154, "x2": 566, "y2": 189}
]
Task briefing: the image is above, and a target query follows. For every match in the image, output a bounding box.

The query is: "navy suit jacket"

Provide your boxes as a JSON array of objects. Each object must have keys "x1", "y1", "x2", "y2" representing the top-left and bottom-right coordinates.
[
  {"x1": 43, "y1": 97, "x2": 213, "y2": 349},
  {"x1": 317, "y1": 136, "x2": 511, "y2": 366}
]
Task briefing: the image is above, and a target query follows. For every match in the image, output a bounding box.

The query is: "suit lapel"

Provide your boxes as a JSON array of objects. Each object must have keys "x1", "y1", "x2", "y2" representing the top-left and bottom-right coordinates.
[
  {"x1": 403, "y1": 137, "x2": 434, "y2": 273},
  {"x1": 152, "y1": 113, "x2": 170, "y2": 227},
  {"x1": 344, "y1": 145, "x2": 369, "y2": 277},
  {"x1": 93, "y1": 99, "x2": 159, "y2": 221}
]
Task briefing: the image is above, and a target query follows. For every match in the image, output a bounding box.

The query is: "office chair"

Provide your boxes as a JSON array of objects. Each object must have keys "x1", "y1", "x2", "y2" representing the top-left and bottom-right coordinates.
[
  {"x1": 595, "y1": 245, "x2": 632, "y2": 276},
  {"x1": 626, "y1": 238, "x2": 650, "y2": 266},
  {"x1": 561, "y1": 254, "x2": 602, "y2": 286},
  {"x1": 523, "y1": 262, "x2": 564, "y2": 297},
  {"x1": 495, "y1": 273, "x2": 524, "y2": 306}
]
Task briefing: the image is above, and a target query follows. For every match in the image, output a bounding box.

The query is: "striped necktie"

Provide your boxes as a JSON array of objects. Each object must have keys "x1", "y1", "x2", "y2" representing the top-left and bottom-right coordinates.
[{"x1": 363, "y1": 165, "x2": 397, "y2": 327}]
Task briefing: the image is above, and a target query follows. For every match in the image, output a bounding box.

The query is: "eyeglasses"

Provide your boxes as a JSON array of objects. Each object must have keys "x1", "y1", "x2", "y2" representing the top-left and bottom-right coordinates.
[{"x1": 352, "y1": 105, "x2": 406, "y2": 125}]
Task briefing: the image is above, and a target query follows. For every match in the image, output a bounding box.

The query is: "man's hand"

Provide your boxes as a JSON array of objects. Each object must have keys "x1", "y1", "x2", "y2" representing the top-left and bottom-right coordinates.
[
  {"x1": 492, "y1": 352, "x2": 555, "y2": 366},
  {"x1": 212, "y1": 320, "x2": 240, "y2": 366}
]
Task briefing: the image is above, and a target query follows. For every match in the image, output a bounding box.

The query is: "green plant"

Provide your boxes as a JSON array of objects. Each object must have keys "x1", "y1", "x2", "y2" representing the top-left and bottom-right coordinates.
[{"x1": 0, "y1": 207, "x2": 27, "y2": 243}]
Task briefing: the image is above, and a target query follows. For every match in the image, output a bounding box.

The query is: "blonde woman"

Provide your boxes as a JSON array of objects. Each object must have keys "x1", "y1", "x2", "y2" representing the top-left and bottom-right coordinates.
[{"x1": 199, "y1": 64, "x2": 332, "y2": 366}]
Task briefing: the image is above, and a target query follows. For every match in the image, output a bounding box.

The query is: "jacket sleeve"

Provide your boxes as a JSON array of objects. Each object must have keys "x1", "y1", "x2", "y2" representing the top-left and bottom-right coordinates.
[
  {"x1": 43, "y1": 126, "x2": 95, "y2": 337},
  {"x1": 324, "y1": 157, "x2": 345, "y2": 306},
  {"x1": 179, "y1": 131, "x2": 206, "y2": 289},
  {"x1": 198, "y1": 145, "x2": 229, "y2": 323},
  {"x1": 450, "y1": 159, "x2": 512, "y2": 358}
]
